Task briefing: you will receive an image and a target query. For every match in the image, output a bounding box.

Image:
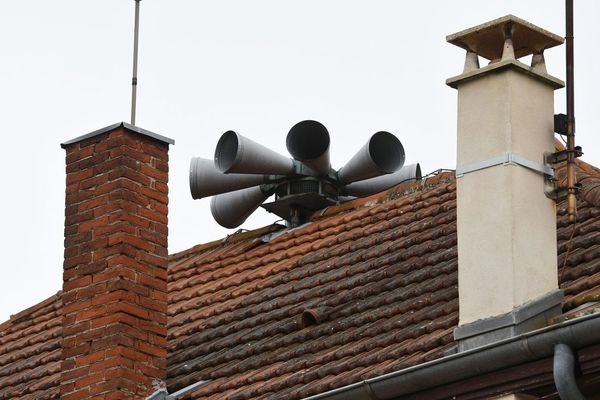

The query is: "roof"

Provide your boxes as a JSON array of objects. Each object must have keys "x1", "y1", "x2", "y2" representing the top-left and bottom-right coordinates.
[
  {"x1": 1, "y1": 146, "x2": 600, "y2": 399},
  {"x1": 0, "y1": 292, "x2": 62, "y2": 399}
]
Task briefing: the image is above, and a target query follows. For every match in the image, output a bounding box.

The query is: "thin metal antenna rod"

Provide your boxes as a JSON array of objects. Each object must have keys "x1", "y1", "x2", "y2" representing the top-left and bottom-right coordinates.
[
  {"x1": 565, "y1": 0, "x2": 577, "y2": 223},
  {"x1": 131, "y1": 0, "x2": 141, "y2": 125}
]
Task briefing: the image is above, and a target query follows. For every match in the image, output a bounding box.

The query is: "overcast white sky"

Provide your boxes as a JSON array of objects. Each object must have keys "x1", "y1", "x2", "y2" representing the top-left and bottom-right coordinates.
[{"x1": 1, "y1": 1, "x2": 598, "y2": 322}]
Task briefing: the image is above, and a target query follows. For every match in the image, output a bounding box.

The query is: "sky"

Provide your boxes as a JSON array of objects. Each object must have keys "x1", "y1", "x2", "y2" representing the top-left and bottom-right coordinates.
[{"x1": 1, "y1": 0, "x2": 599, "y2": 322}]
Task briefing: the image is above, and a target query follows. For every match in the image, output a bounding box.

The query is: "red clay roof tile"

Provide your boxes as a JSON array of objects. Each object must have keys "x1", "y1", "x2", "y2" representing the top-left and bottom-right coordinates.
[{"x1": 1, "y1": 157, "x2": 600, "y2": 399}]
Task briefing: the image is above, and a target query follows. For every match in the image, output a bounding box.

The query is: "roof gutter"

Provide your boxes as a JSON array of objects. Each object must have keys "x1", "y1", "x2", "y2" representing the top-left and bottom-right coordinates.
[{"x1": 304, "y1": 312, "x2": 600, "y2": 400}]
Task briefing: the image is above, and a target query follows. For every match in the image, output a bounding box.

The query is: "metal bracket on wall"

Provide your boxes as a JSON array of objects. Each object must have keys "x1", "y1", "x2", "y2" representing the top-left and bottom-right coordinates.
[{"x1": 456, "y1": 152, "x2": 554, "y2": 178}]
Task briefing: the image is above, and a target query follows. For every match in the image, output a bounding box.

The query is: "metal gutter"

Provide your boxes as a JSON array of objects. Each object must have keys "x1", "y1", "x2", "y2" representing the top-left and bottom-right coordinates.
[{"x1": 304, "y1": 312, "x2": 600, "y2": 400}]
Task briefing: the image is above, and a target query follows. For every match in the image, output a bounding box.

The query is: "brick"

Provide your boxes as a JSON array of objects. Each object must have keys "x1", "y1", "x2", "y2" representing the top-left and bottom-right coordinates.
[
  {"x1": 65, "y1": 209, "x2": 94, "y2": 227},
  {"x1": 77, "y1": 195, "x2": 109, "y2": 214},
  {"x1": 108, "y1": 233, "x2": 156, "y2": 252},
  {"x1": 93, "y1": 221, "x2": 136, "y2": 238},
  {"x1": 139, "y1": 186, "x2": 169, "y2": 205},
  {"x1": 74, "y1": 372, "x2": 105, "y2": 389},
  {"x1": 106, "y1": 279, "x2": 149, "y2": 297},
  {"x1": 78, "y1": 215, "x2": 110, "y2": 232},
  {"x1": 139, "y1": 164, "x2": 168, "y2": 182},
  {"x1": 65, "y1": 232, "x2": 92, "y2": 247},
  {"x1": 150, "y1": 200, "x2": 169, "y2": 215},
  {"x1": 62, "y1": 299, "x2": 93, "y2": 315},
  {"x1": 92, "y1": 265, "x2": 137, "y2": 283},
  {"x1": 109, "y1": 211, "x2": 151, "y2": 228},
  {"x1": 136, "y1": 250, "x2": 167, "y2": 269},
  {"x1": 63, "y1": 274, "x2": 93, "y2": 292},
  {"x1": 78, "y1": 132, "x2": 109, "y2": 149},
  {"x1": 108, "y1": 187, "x2": 150, "y2": 207},
  {"x1": 140, "y1": 142, "x2": 168, "y2": 159},
  {"x1": 66, "y1": 145, "x2": 95, "y2": 164},
  {"x1": 62, "y1": 320, "x2": 91, "y2": 337},
  {"x1": 91, "y1": 312, "x2": 136, "y2": 330},
  {"x1": 66, "y1": 168, "x2": 94, "y2": 185},
  {"x1": 139, "y1": 228, "x2": 167, "y2": 248},
  {"x1": 139, "y1": 207, "x2": 168, "y2": 225},
  {"x1": 154, "y1": 159, "x2": 168, "y2": 173},
  {"x1": 94, "y1": 178, "x2": 137, "y2": 197},
  {"x1": 75, "y1": 351, "x2": 106, "y2": 368},
  {"x1": 89, "y1": 356, "x2": 133, "y2": 373},
  {"x1": 63, "y1": 260, "x2": 108, "y2": 281},
  {"x1": 137, "y1": 341, "x2": 167, "y2": 358},
  {"x1": 153, "y1": 180, "x2": 168, "y2": 194},
  {"x1": 61, "y1": 387, "x2": 91, "y2": 400},
  {"x1": 108, "y1": 166, "x2": 151, "y2": 187},
  {"x1": 61, "y1": 342, "x2": 91, "y2": 360}
]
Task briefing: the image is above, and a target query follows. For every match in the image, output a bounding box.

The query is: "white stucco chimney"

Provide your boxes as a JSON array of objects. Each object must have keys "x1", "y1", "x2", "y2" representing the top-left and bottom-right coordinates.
[{"x1": 447, "y1": 16, "x2": 565, "y2": 350}]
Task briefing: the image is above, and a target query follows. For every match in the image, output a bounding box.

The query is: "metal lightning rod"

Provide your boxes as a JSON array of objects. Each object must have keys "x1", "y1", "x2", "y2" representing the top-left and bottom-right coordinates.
[
  {"x1": 130, "y1": 0, "x2": 141, "y2": 126},
  {"x1": 565, "y1": 0, "x2": 577, "y2": 223}
]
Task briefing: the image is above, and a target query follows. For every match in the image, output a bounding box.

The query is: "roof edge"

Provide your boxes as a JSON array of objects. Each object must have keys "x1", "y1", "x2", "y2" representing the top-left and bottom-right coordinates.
[
  {"x1": 168, "y1": 223, "x2": 285, "y2": 262},
  {"x1": 305, "y1": 311, "x2": 600, "y2": 400},
  {"x1": 0, "y1": 290, "x2": 62, "y2": 329}
]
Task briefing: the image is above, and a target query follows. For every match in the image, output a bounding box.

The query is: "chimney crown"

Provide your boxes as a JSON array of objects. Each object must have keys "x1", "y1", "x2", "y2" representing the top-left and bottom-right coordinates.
[{"x1": 446, "y1": 14, "x2": 563, "y2": 61}]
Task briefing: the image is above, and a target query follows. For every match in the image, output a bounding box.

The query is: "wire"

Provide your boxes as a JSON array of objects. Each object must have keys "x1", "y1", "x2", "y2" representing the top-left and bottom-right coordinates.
[{"x1": 559, "y1": 223, "x2": 577, "y2": 283}]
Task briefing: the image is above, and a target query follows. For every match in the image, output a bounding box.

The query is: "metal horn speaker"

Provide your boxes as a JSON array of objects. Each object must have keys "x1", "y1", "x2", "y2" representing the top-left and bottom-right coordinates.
[
  {"x1": 286, "y1": 120, "x2": 331, "y2": 176},
  {"x1": 337, "y1": 131, "x2": 405, "y2": 184},
  {"x1": 189, "y1": 157, "x2": 268, "y2": 199},
  {"x1": 210, "y1": 185, "x2": 274, "y2": 228},
  {"x1": 345, "y1": 163, "x2": 421, "y2": 197},
  {"x1": 215, "y1": 130, "x2": 294, "y2": 175}
]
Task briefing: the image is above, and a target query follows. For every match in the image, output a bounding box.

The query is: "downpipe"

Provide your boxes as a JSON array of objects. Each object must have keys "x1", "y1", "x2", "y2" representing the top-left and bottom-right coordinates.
[{"x1": 554, "y1": 343, "x2": 586, "y2": 400}]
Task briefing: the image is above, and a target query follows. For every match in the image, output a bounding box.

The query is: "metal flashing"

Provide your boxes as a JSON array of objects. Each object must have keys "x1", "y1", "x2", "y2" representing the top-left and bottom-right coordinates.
[
  {"x1": 456, "y1": 151, "x2": 554, "y2": 178},
  {"x1": 446, "y1": 58, "x2": 565, "y2": 89},
  {"x1": 60, "y1": 121, "x2": 174, "y2": 149},
  {"x1": 454, "y1": 290, "x2": 564, "y2": 351}
]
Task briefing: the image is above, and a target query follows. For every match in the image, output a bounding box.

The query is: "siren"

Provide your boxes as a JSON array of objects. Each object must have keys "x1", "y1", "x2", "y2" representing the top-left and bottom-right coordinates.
[
  {"x1": 337, "y1": 131, "x2": 405, "y2": 184},
  {"x1": 210, "y1": 185, "x2": 274, "y2": 229},
  {"x1": 345, "y1": 163, "x2": 421, "y2": 197},
  {"x1": 215, "y1": 130, "x2": 294, "y2": 175},
  {"x1": 286, "y1": 120, "x2": 331, "y2": 176},
  {"x1": 189, "y1": 158, "x2": 269, "y2": 199},
  {"x1": 190, "y1": 121, "x2": 414, "y2": 229}
]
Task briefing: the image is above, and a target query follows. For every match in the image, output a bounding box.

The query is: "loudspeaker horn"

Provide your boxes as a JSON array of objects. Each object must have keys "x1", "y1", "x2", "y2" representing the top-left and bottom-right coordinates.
[
  {"x1": 189, "y1": 157, "x2": 269, "y2": 199},
  {"x1": 210, "y1": 185, "x2": 274, "y2": 228},
  {"x1": 286, "y1": 120, "x2": 331, "y2": 176},
  {"x1": 337, "y1": 131, "x2": 405, "y2": 184},
  {"x1": 215, "y1": 130, "x2": 294, "y2": 175},
  {"x1": 345, "y1": 163, "x2": 421, "y2": 197}
]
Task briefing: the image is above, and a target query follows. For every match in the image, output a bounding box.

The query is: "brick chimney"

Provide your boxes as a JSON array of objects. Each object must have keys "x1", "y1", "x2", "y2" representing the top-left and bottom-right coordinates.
[
  {"x1": 446, "y1": 16, "x2": 565, "y2": 351},
  {"x1": 60, "y1": 122, "x2": 174, "y2": 399}
]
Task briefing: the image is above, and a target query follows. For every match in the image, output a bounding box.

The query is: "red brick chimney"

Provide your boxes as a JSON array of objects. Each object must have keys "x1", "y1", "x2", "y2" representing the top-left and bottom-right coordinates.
[{"x1": 60, "y1": 123, "x2": 174, "y2": 399}]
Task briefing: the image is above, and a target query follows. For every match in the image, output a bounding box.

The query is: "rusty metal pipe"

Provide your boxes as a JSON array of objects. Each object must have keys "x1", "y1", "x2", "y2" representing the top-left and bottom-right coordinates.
[{"x1": 566, "y1": 0, "x2": 577, "y2": 223}]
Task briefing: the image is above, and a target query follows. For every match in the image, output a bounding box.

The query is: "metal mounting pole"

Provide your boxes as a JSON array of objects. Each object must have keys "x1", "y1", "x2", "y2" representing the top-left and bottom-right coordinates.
[
  {"x1": 130, "y1": 0, "x2": 141, "y2": 126},
  {"x1": 565, "y1": 0, "x2": 577, "y2": 223}
]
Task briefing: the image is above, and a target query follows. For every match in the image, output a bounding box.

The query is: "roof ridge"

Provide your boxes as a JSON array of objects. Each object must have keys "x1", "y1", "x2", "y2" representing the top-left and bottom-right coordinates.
[
  {"x1": 169, "y1": 224, "x2": 285, "y2": 262},
  {"x1": 311, "y1": 169, "x2": 455, "y2": 221}
]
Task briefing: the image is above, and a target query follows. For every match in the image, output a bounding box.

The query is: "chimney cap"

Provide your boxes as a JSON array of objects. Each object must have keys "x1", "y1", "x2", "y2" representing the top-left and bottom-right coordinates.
[
  {"x1": 446, "y1": 14, "x2": 563, "y2": 61},
  {"x1": 60, "y1": 121, "x2": 174, "y2": 149}
]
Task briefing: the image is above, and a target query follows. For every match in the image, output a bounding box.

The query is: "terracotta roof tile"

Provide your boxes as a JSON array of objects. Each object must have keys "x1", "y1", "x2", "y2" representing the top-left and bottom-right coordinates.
[
  {"x1": 164, "y1": 161, "x2": 600, "y2": 399},
  {"x1": 1, "y1": 157, "x2": 600, "y2": 399},
  {"x1": 0, "y1": 292, "x2": 62, "y2": 400}
]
